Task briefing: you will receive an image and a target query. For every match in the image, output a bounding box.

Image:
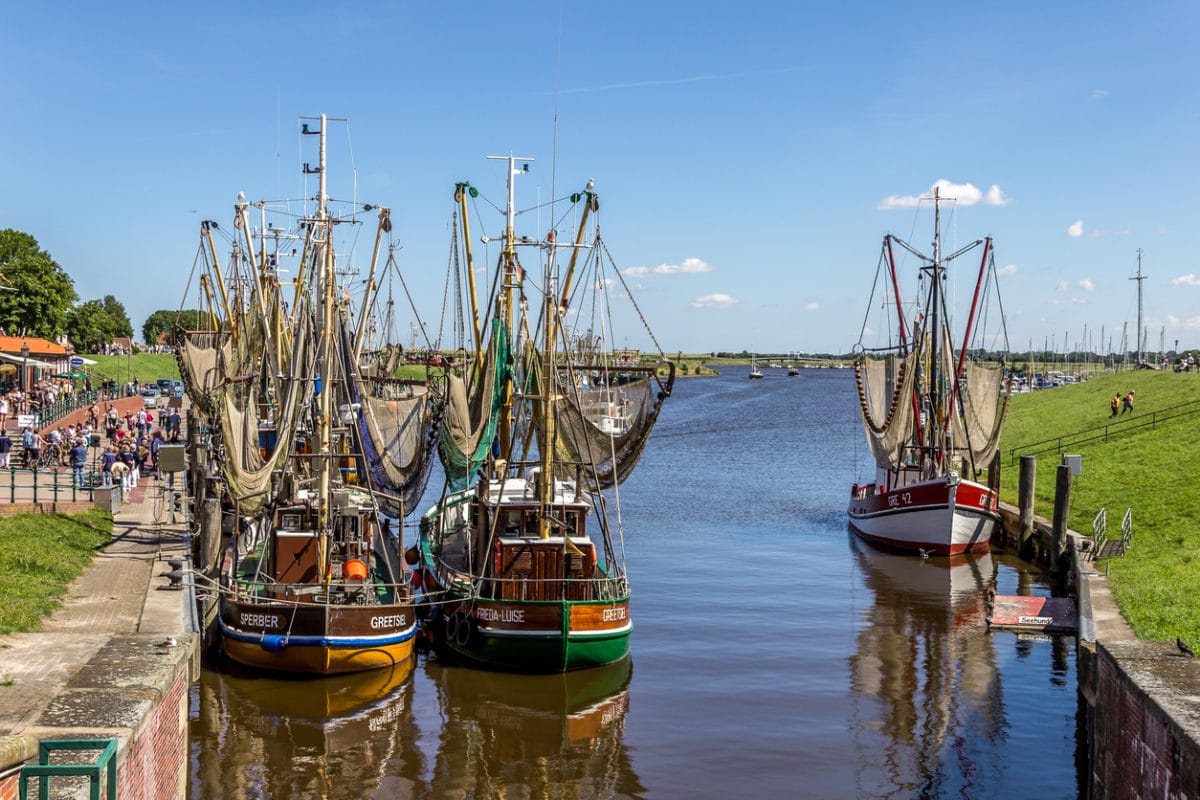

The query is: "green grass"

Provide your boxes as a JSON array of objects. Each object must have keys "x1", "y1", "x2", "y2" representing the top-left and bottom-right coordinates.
[
  {"x1": 0, "y1": 509, "x2": 113, "y2": 633},
  {"x1": 998, "y1": 369, "x2": 1200, "y2": 642},
  {"x1": 81, "y1": 353, "x2": 180, "y2": 386}
]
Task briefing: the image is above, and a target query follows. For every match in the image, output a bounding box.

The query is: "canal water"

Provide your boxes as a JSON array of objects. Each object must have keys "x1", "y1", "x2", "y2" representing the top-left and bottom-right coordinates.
[{"x1": 189, "y1": 368, "x2": 1080, "y2": 799}]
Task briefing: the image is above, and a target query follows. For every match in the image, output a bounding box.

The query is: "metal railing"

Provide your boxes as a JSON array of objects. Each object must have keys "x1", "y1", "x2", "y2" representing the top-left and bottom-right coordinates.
[
  {"x1": 0, "y1": 466, "x2": 114, "y2": 503},
  {"x1": 1009, "y1": 398, "x2": 1200, "y2": 464}
]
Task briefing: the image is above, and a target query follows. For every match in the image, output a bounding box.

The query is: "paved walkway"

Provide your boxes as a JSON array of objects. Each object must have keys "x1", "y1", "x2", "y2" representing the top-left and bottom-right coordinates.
[{"x1": 0, "y1": 473, "x2": 193, "y2": 737}]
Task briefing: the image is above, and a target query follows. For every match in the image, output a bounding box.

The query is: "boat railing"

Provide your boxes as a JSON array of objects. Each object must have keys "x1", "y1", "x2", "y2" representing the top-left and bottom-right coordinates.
[
  {"x1": 426, "y1": 558, "x2": 627, "y2": 602},
  {"x1": 229, "y1": 578, "x2": 414, "y2": 606}
]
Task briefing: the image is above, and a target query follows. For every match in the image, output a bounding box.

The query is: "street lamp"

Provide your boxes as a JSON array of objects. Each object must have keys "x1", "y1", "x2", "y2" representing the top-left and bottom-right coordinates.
[{"x1": 20, "y1": 341, "x2": 29, "y2": 393}]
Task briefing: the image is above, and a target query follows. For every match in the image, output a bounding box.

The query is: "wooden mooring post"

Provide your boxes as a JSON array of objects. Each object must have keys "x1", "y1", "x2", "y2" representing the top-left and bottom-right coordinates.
[
  {"x1": 1018, "y1": 455, "x2": 1036, "y2": 559},
  {"x1": 1050, "y1": 463, "x2": 1073, "y2": 574}
]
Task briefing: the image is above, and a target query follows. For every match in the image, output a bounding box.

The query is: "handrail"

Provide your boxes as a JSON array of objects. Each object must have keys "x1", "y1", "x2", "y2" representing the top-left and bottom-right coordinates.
[{"x1": 1009, "y1": 398, "x2": 1200, "y2": 464}]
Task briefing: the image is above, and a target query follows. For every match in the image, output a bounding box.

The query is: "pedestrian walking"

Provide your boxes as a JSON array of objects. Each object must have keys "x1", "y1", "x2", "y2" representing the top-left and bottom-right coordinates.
[
  {"x1": 69, "y1": 438, "x2": 88, "y2": 487},
  {"x1": 100, "y1": 447, "x2": 117, "y2": 487},
  {"x1": 0, "y1": 429, "x2": 11, "y2": 468},
  {"x1": 1121, "y1": 390, "x2": 1135, "y2": 415},
  {"x1": 1110, "y1": 394, "x2": 1119, "y2": 418}
]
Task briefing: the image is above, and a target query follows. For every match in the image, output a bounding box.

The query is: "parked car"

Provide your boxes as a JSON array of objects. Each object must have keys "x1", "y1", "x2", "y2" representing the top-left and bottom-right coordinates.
[
  {"x1": 140, "y1": 386, "x2": 161, "y2": 407},
  {"x1": 156, "y1": 378, "x2": 174, "y2": 393}
]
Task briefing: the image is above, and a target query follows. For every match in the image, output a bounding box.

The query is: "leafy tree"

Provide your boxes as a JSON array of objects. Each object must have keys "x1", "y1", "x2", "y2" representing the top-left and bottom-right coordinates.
[
  {"x1": 142, "y1": 309, "x2": 205, "y2": 345},
  {"x1": 64, "y1": 295, "x2": 134, "y2": 352},
  {"x1": 0, "y1": 229, "x2": 78, "y2": 337}
]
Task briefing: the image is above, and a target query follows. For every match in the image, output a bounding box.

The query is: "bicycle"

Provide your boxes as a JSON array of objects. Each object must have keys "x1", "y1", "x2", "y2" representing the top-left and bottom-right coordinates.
[{"x1": 38, "y1": 442, "x2": 65, "y2": 469}]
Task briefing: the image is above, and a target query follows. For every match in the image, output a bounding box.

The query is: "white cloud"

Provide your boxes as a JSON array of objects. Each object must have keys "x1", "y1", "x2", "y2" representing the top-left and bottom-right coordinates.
[
  {"x1": 1158, "y1": 227, "x2": 1169, "y2": 235},
  {"x1": 877, "y1": 179, "x2": 1010, "y2": 210},
  {"x1": 803, "y1": 302, "x2": 819, "y2": 311},
  {"x1": 690, "y1": 293, "x2": 738, "y2": 310},
  {"x1": 1186, "y1": 316, "x2": 1200, "y2": 331},
  {"x1": 983, "y1": 185, "x2": 1010, "y2": 206},
  {"x1": 625, "y1": 257, "x2": 713, "y2": 277},
  {"x1": 1171, "y1": 273, "x2": 1200, "y2": 287},
  {"x1": 1067, "y1": 220, "x2": 1084, "y2": 238},
  {"x1": 1090, "y1": 89, "x2": 1110, "y2": 100},
  {"x1": 1077, "y1": 279, "x2": 1096, "y2": 292},
  {"x1": 1048, "y1": 297, "x2": 1087, "y2": 306},
  {"x1": 1055, "y1": 280, "x2": 1070, "y2": 292},
  {"x1": 997, "y1": 264, "x2": 1018, "y2": 276},
  {"x1": 1168, "y1": 315, "x2": 1180, "y2": 327},
  {"x1": 1114, "y1": 228, "x2": 1132, "y2": 236}
]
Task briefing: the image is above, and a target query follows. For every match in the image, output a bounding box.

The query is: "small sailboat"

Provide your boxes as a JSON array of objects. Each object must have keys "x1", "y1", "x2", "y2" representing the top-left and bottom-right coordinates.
[
  {"x1": 182, "y1": 115, "x2": 428, "y2": 674},
  {"x1": 848, "y1": 187, "x2": 1011, "y2": 555},
  {"x1": 787, "y1": 363, "x2": 800, "y2": 376},
  {"x1": 416, "y1": 157, "x2": 672, "y2": 672},
  {"x1": 749, "y1": 350, "x2": 764, "y2": 380}
]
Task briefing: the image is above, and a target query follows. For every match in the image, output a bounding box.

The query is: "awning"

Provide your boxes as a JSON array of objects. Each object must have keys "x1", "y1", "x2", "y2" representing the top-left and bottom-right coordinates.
[{"x1": 0, "y1": 351, "x2": 61, "y2": 370}]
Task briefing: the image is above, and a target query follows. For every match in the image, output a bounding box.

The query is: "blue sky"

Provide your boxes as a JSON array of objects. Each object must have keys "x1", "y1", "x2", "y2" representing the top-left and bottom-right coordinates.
[{"x1": 2, "y1": 2, "x2": 1197, "y2": 355}]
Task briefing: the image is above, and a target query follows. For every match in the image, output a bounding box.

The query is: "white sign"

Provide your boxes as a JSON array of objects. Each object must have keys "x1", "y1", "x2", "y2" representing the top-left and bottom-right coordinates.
[{"x1": 17, "y1": 414, "x2": 35, "y2": 429}]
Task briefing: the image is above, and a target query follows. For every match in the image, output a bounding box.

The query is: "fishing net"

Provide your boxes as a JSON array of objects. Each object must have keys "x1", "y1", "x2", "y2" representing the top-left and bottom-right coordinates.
[
  {"x1": 855, "y1": 351, "x2": 918, "y2": 470},
  {"x1": 544, "y1": 362, "x2": 675, "y2": 489},
  {"x1": 438, "y1": 319, "x2": 511, "y2": 490}
]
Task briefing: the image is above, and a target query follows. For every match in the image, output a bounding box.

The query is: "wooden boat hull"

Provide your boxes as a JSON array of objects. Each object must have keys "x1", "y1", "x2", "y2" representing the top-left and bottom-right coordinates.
[
  {"x1": 218, "y1": 597, "x2": 416, "y2": 675},
  {"x1": 434, "y1": 594, "x2": 632, "y2": 673},
  {"x1": 846, "y1": 476, "x2": 997, "y2": 555}
]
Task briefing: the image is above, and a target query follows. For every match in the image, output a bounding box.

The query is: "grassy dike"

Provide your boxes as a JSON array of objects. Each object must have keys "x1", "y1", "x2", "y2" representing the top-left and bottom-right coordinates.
[
  {"x1": 0, "y1": 509, "x2": 113, "y2": 634},
  {"x1": 997, "y1": 369, "x2": 1200, "y2": 642}
]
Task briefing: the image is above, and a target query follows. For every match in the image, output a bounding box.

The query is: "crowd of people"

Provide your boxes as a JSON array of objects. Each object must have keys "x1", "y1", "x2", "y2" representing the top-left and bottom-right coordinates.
[
  {"x1": 0, "y1": 376, "x2": 84, "y2": 425},
  {"x1": 0, "y1": 396, "x2": 182, "y2": 489}
]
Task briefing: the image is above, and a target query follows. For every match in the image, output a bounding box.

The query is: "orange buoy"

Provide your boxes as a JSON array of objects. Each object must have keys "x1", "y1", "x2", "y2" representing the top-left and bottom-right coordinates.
[{"x1": 343, "y1": 558, "x2": 368, "y2": 581}]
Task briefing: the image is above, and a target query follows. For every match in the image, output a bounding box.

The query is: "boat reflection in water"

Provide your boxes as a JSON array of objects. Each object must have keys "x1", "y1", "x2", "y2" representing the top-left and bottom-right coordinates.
[
  {"x1": 189, "y1": 655, "x2": 639, "y2": 797},
  {"x1": 425, "y1": 656, "x2": 641, "y2": 798},
  {"x1": 189, "y1": 658, "x2": 419, "y2": 799},
  {"x1": 848, "y1": 534, "x2": 1004, "y2": 798}
]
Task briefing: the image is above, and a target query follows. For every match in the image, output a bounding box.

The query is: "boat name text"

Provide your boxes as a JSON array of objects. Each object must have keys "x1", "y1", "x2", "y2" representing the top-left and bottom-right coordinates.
[
  {"x1": 887, "y1": 492, "x2": 913, "y2": 508},
  {"x1": 240, "y1": 613, "x2": 280, "y2": 628},
  {"x1": 370, "y1": 614, "x2": 407, "y2": 629},
  {"x1": 478, "y1": 607, "x2": 524, "y2": 623},
  {"x1": 602, "y1": 607, "x2": 628, "y2": 622}
]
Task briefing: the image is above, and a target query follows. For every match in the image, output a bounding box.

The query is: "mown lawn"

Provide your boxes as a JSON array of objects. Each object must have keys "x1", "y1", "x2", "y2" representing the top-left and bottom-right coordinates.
[
  {"x1": 82, "y1": 353, "x2": 180, "y2": 386},
  {"x1": 998, "y1": 369, "x2": 1200, "y2": 642},
  {"x1": 0, "y1": 510, "x2": 113, "y2": 633}
]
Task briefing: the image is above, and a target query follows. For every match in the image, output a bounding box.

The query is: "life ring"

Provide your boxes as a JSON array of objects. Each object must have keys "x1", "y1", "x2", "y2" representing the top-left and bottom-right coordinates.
[
  {"x1": 444, "y1": 612, "x2": 459, "y2": 644},
  {"x1": 455, "y1": 613, "x2": 474, "y2": 647}
]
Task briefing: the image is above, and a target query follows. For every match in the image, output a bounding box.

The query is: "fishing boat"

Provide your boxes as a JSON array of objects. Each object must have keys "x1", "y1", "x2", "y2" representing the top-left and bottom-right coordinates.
[
  {"x1": 848, "y1": 188, "x2": 1011, "y2": 555},
  {"x1": 416, "y1": 157, "x2": 673, "y2": 672},
  {"x1": 181, "y1": 115, "x2": 433, "y2": 674},
  {"x1": 787, "y1": 363, "x2": 800, "y2": 376}
]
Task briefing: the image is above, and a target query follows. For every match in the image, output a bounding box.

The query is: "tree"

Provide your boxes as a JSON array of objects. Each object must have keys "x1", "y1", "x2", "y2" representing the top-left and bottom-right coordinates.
[
  {"x1": 142, "y1": 309, "x2": 205, "y2": 345},
  {"x1": 64, "y1": 295, "x2": 134, "y2": 352},
  {"x1": 0, "y1": 229, "x2": 78, "y2": 338}
]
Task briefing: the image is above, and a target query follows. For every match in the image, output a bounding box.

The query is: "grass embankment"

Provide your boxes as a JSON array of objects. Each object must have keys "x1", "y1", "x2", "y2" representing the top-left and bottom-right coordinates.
[
  {"x1": 998, "y1": 369, "x2": 1200, "y2": 642},
  {"x1": 79, "y1": 353, "x2": 180, "y2": 386},
  {"x1": 0, "y1": 510, "x2": 113, "y2": 634}
]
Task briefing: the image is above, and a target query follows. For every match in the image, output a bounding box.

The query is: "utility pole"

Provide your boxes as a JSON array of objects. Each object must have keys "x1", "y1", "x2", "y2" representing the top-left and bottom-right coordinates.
[{"x1": 1131, "y1": 249, "x2": 1147, "y2": 366}]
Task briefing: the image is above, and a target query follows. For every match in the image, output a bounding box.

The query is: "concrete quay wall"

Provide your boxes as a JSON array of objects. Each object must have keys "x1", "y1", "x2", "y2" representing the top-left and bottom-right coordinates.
[{"x1": 996, "y1": 503, "x2": 1200, "y2": 799}]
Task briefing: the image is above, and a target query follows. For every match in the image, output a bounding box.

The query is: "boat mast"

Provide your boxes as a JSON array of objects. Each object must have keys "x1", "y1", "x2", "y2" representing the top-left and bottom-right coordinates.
[
  {"x1": 455, "y1": 183, "x2": 484, "y2": 364},
  {"x1": 926, "y1": 187, "x2": 943, "y2": 469},
  {"x1": 313, "y1": 115, "x2": 334, "y2": 554},
  {"x1": 539, "y1": 216, "x2": 558, "y2": 540},
  {"x1": 486, "y1": 155, "x2": 534, "y2": 471}
]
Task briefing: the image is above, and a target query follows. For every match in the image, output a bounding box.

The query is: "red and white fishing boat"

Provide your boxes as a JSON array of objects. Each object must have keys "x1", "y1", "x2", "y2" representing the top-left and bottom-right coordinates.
[{"x1": 848, "y1": 187, "x2": 1011, "y2": 555}]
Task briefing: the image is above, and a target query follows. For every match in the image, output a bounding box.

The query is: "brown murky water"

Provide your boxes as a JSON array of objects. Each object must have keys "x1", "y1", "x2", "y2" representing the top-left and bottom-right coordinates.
[{"x1": 189, "y1": 370, "x2": 1079, "y2": 798}]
